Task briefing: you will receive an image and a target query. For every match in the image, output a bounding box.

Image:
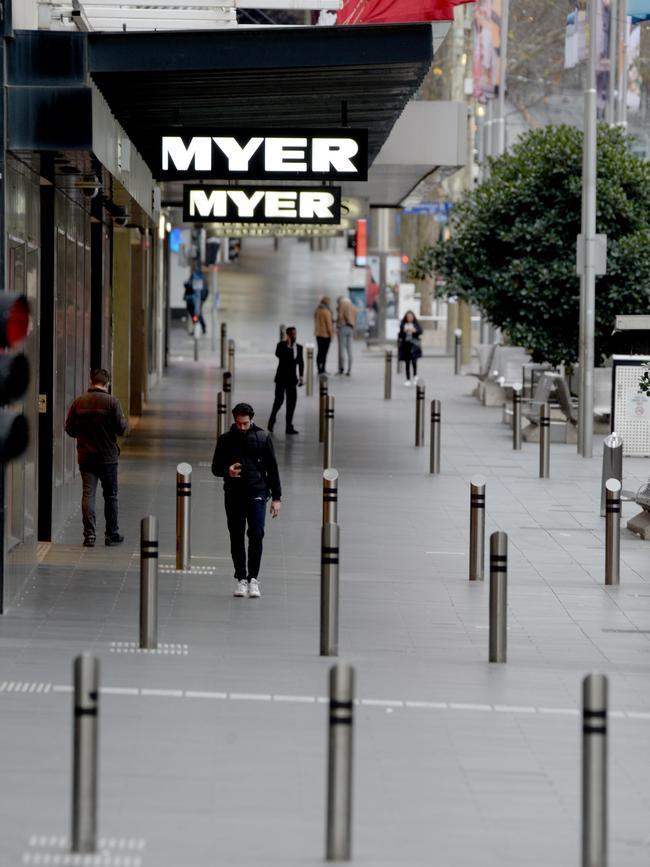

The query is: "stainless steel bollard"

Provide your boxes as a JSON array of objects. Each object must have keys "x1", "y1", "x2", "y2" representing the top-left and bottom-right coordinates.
[
  {"x1": 539, "y1": 402, "x2": 551, "y2": 478},
  {"x1": 320, "y1": 522, "x2": 340, "y2": 657},
  {"x1": 600, "y1": 432, "x2": 623, "y2": 517},
  {"x1": 71, "y1": 653, "x2": 99, "y2": 854},
  {"x1": 415, "y1": 383, "x2": 425, "y2": 447},
  {"x1": 306, "y1": 344, "x2": 314, "y2": 396},
  {"x1": 222, "y1": 371, "x2": 232, "y2": 419},
  {"x1": 605, "y1": 479, "x2": 621, "y2": 586},
  {"x1": 193, "y1": 332, "x2": 199, "y2": 362},
  {"x1": 140, "y1": 516, "x2": 158, "y2": 650},
  {"x1": 469, "y1": 477, "x2": 486, "y2": 581},
  {"x1": 430, "y1": 400, "x2": 441, "y2": 474},
  {"x1": 175, "y1": 462, "x2": 192, "y2": 571},
  {"x1": 489, "y1": 531, "x2": 507, "y2": 663},
  {"x1": 319, "y1": 374, "x2": 328, "y2": 444},
  {"x1": 582, "y1": 673, "x2": 608, "y2": 867},
  {"x1": 227, "y1": 338, "x2": 235, "y2": 388},
  {"x1": 396, "y1": 338, "x2": 402, "y2": 374},
  {"x1": 216, "y1": 391, "x2": 227, "y2": 438},
  {"x1": 324, "y1": 395, "x2": 335, "y2": 470},
  {"x1": 323, "y1": 468, "x2": 339, "y2": 526},
  {"x1": 220, "y1": 322, "x2": 227, "y2": 368},
  {"x1": 454, "y1": 327, "x2": 462, "y2": 374},
  {"x1": 384, "y1": 350, "x2": 392, "y2": 400},
  {"x1": 512, "y1": 384, "x2": 523, "y2": 450},
  {"x1": 326, "y1": 663, "x2": 354, "y2": 862}
]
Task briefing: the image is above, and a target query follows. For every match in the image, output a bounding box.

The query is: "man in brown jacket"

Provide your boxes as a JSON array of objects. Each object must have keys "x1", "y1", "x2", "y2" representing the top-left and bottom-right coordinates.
[
  {"x1": 313, "y1": 296, "x2": 334, "y2": 374},
  {"x1": 336, "y1": 296, "x2": 357, "y2": 376}
]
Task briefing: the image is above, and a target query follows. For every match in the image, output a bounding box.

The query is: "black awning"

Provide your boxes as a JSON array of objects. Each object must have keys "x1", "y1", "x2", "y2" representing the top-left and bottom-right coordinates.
[{"x1": 88, "y1": 24, "x2": 433, "y2": 179}]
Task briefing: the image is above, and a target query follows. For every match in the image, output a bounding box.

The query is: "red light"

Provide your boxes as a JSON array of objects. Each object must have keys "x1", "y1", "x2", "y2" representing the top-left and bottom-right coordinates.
[
  {"x1": 7, "y1": 297, "x2": 29, "y2": 345},
  {"x1": 401, "y1": 255, "x2": 409, "y2": 264},
  {"x1": 192, "y1": 315, "x2": 198, "y2": 322}
]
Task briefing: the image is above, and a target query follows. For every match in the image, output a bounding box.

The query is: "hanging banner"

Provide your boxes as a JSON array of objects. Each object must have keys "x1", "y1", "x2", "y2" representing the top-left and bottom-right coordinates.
[
  {"x1": 472, "y1": 0, "x2": 503, "y2": 101},
  {"x1": 183, "y1": 185, "x2": 341, "y2": 225},
  {"x1": 337, "y1": 0, "x2": 474, "y2": 24}
]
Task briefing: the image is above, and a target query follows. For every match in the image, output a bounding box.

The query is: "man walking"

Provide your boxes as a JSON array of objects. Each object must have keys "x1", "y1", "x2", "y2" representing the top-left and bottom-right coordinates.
[
  {"x1": 336, "y1": 295, "x2": 357, "y2": 376},
  {"x1": 65, "y1": 368, "x2": 128, "y2": 547},
  {"x1": 268, "y1": 326, "x2": 304, "y2": 434},
  {"x1": 212, "y1": 402, "x2": 282, "y2": 598}
]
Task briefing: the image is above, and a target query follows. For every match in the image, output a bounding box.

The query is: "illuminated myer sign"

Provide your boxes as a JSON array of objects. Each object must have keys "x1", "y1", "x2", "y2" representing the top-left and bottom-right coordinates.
[
  {"x1": 161, "y1": 129, "x2": 368, "y2": 181},
  {"x1": 183, "y1": 185, "x2": 342, "y2": 225}
]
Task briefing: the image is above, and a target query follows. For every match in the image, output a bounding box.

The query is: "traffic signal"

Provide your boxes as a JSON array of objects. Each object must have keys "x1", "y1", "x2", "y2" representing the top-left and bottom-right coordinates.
[
  {"x1": 228, "y1": 238, "x2": 241, "y2": 262},
  {"x1": 0, "y1": 293, "x2": 30, "y2": 462}
]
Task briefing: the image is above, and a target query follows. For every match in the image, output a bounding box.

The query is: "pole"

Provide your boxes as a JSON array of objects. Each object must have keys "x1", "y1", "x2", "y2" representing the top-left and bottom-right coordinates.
[
  {"x1": 606, "y1": 0, "x2": 618, "y2": 125},
  {"x1": 600, "y1": 432, "x2": 623, "y2": 516},
  {"x1": 210, "y1": 267, "x2": 218, "y2": 353},
  {"x1": 306, "y1": 344, "x2": 314, "y2": 396},
  {"x1": 326, "y1": 664, "x2": 354, "y2": 862},
  {"x1": 222, "y1": 371, "x2": 232, "y2": 420},
  {"x1": 415, "y1": 383, "x2": 425, "y2": 447},
  {"x1": 469, "y1": 477, "x2": 486, "y2": 581},
  {"x1": 604, "y1": 479, "x2": 621, "y2": 586},
  {"x1": 489, "y1": 531, "x2": 507, "y2": 663},
  {"x1": 429, "y1": 400, "x2": 441, "y2": 474},
  {"x1": 454, "y1": 328, "x2": 462, "y2": 374},
  {"x1": 193, "y1": 327, "x2": 199, "y2": 362},
  {"x1": 220, "y1": 322, "x2": 227, "y2": 369},
  {"x1": 319, "y1": 374, "x2": 328, "y2": 444},
  {"x1": 71, "y1": 653, "x2": 99, "y2": 854},
  {"x1": 323, "y1": 468, "x2": 339, "y2": 526},
  {"x1": 320, "y1": 522, "x2": 340, "y2": 657},
  {"x1": 175, "y1": 462, "x2": 192, "y2": 571},
  {"x1": 384, "y1": 350, "x2": 392, "y2": 400},
  {"x1": 139, "y1": 516, "x2": 158, "y2": 650},
  {"x1": 539, "y1": 402, "x2": 551, "y2": 479},
  {"x1": 494, "y1": 0, "x2": 510, "y2": 156},
  {"x1": 324, "y1": 395, "x2": 335, "y2": 470},
  {"x1": 616, "y1": 0, "x2": 628, "y2": 127},
  {"x1": 582, "y1": 673, "x2": 608, "y2": 867},
  {"x1": 227, "y1": 338, "x2": 235, "y2": 389},
  {"x1": 512, "y1": 384, "x2": 522, "y2": 450},
  {"x1": 396, "y1": 337, "x2": 402, "y2": 374},
  {"x1": 216, "y1": 391, "x2": 227, "y2": 438}
]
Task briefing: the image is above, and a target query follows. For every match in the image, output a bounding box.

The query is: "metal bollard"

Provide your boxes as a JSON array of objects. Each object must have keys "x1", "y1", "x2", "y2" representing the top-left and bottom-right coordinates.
[
  {"x1": 306, "y1": 344, "x2": 314, "y2": 396},
  {"x1": 279, "y1": 322, "x2": 286, "y2": 341},
  {"x1": 489, "y1": 531, "x2": 507, "y2": 663},
  {"x1": 582, "y1": 673, "x2": 608, "y2": 867},
  {"x1": 600, "y1": 432, "x2": 623, "y2": 517},
  {"x1": 539, "y1": 402, "x2": 550, "y2": 478},
  {"x1": 220, "y1": 322, "x2": 227, "y2": 368},
  {"x1": 216, "y1": 391, "x2": 227, "y2": 438},
  {"x1": 320, "y1": 522, "x2": 340, "y2": 657},
  {"x1": 605, "y1": 479, "x2": 621, "y2": 586},
  {"x1": 227, "y1": 338, "x2": 235, "y2": 388},
  {"x1": 140, "y1": 516, "x2": 158, "y2": 650},
  {"x1": 175, "y1": 462, "x2": 192, "y2": 571},
  {"x1": 323, "y1": 468, "x2": 339, "y2": 526},
  {"x1": 415, "y1": 383, "x2": 425, "y2": 447},
  {"x1": 512, "y1": 384, "x2": 523, "y2": 450},
  {"x1": 193, "y1": 330, "x2": 199, "y2": 362},
  {"x1": 429, "y1": 400, "x2": 441, "y2": 474},
  {"x1": 469, "y1": 477, "x2": 486, "y2": 581},
  {"x1": 454, "y1": 327, "x2": 462, "y2": 374},
  {"x1": 396, "y1": 338, "x2": 402, "y2": 374},
  {"x1": 222, "y1": 371, "x2": 232, "y2": 419},
  {"x1": 324, "y1": 395, "x2": 335, "y2": 470},
  {"x1": 326, "y1": 663, "x2": 354, "y2": 862},
  {"x1": 71, "y1": 653, "x2": 99, "y2": 854},
  {"x1": 319, "y1": 374, "x2": 328, "y2": 444},
  {"x1": 384, "y1": 350, "x2": 392, "y2": 400}
]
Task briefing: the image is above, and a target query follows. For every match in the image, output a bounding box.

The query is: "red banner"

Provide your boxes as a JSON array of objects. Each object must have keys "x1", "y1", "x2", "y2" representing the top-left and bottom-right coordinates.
[{"x1": 337, "y1": 0, "x2": 473, "y2": 25}]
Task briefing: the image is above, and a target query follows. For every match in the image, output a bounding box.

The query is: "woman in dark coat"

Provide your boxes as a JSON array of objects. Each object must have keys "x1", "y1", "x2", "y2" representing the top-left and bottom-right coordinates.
[{"x1": 398, "y1": 310, "x2": 423, "y2": 386}]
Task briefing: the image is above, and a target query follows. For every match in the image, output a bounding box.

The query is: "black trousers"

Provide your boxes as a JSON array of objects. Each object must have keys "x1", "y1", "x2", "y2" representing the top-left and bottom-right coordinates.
[
  {"x1": 268, "y1": 380, "x2": 297, "y2": 431},
  {"x1": 224, "y1": 494, "x2": 266, "y2": 580},
  {"x1": 79, "y1": 462, "x2": 119, "y2": 540},
  {"x1": 316, "y1": 336, "x2": 331, "y2": 373}
]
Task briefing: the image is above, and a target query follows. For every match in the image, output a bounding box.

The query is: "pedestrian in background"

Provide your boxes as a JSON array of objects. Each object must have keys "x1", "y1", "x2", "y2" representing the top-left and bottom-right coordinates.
[
  {"x1": 183, "y1": 267, "x2": 208, "y2": 335},
  {"x1": 314, "y1": 295, "x2": 334, "y2": 374},
  {"x1": 64, "y1": 368, "x2": 128, "y2": 547},
  {"x1": 268, "y1": 326, "x2": 304, "y2": 434},
  {"x1": 336, "y1": 295, "x2": 356, "y2": 376},
  {"x1": 398, "y1": 310, "x2": 423, "y2": 386}
]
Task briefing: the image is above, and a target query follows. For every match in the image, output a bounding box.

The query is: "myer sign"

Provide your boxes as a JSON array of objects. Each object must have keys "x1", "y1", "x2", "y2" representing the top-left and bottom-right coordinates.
[
  {"x1": 183, "y1": 185, "x2": 341, "y2": 224},
  {"x1": 160, "y1": 129, "x2": 367, "y2": 180}
]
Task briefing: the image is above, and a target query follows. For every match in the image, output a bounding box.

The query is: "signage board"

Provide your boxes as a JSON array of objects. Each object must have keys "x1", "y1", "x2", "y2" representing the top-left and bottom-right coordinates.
[
  {"x1": 160, "y1": 129, "x2": 368, "y2": 181},
  {"x1": 183, "y1": 185, "x2": 341, "y2": 224}
]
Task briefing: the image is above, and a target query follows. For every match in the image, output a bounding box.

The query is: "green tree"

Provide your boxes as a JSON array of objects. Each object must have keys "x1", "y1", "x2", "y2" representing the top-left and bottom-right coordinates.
[{"x1": 409, "y1": 124, "x2": 650, "y2": 366}]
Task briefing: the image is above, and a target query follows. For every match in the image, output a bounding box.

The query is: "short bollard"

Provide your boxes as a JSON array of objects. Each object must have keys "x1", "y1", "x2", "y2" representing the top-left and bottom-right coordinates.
[
  {"x1": 454, "y1": 328, "x2": 462, "y2": 374},
  {"x1": 512, "y1": 384, "x2": 523, "y2": 451},
  {"x1": 430, "y1": 400, "x2": 441, "y2": 474},
  {"x1": 600, "y1": 432, "x2": 623, "y2": 517},
  {"x1": 605, "y1": 479, "x2": 621, "y2": 586},
  {"x1": 415, "y1": 383, "x2": 425, "y2": 447},
  {"x1": 320, "y1": 522, "x2": 340, "y2": 657},
  {"x1": 324, "y1": 395, "x2": 335, "y2": 470},
  {"x1": 489, "y1": 531, "x2": 507, "y2": 663},
  {"x1": 193, "y1": 328, "x2": 199, "y2": 362},
  {"x1": 223, "y1": 371, "x2": 232, "y2": 419},
  {"x1": 384, "y1": 350, "x2": 392, "y2": 400},
  {"x1": 71, "y1": 653, "x2": 99, "y2": 854},
  {"x1": 323, "y1": 468, "x2": 339, "y2": 526},
  {"x1": 140, "y1": 516, "x2": 158, "y2": 650},
  {"x1": 306, "y1": 344, "x2": 314, "y2": 396},
  {"x1": 326, "y1": 663, "x2": 354, "y2": 862},
  {"x1": 227, "y1": 338, "x2": 235, "y2": 387},
  {"x1": 176, "y1": 462, "x2": 192, "y2": 571},
  {"x1": 582, "y1": 673, "x2": 608, "y2": 867},
  {"x1": 469, "y1": 477, "x2": 486, "y2": 581},
  {"x1": 216, "y1": 391, "x2": 227, "y2": 438},
  {"x1": 319, "y1": 374, "x2": 328, "y2": 444},
  {"x1": 220, "y1": 322, "x2": 227, "y2": 368},
  {"x1": 539, "y1": 402, "x2": 550, "y2": 479}
]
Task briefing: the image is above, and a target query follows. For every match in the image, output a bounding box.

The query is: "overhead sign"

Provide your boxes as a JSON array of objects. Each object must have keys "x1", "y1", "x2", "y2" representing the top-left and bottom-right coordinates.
[
  {"x1": 160, "y1": 129, "x2": 368, "y2": 181},
  {"x1": 183, "y1": 185, "x2": 342, "y2": 224}
]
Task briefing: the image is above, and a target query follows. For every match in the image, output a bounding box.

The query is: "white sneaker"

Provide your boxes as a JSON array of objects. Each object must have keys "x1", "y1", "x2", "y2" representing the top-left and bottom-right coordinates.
[
  {"x1": 248, "y1": 578, "x2": 261, "y2": 598},
  {"x1": 404, "y1": 379, "x2": 412, "y2": 387},
  {"x1": 234, "y1": 579, "x2": 249, "y2": 598},
  {"x1": 412, "y1": 375, "x2": 418, "y2": 384}
]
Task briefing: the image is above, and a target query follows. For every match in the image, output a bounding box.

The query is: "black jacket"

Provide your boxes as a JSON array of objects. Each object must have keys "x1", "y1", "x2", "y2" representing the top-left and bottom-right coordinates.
[
  {"x1": 211, "y1": 423, "x2": 282, "y2": 500},
  {"x1": 398, "y1": 321, "x2": 423, "y2": 361},
  {"x1": 65, "y1": 388, "x2": 128, "y2": 464},
  {"x1": 274, "y1": 340, "x2": 304, "y2": 384}
]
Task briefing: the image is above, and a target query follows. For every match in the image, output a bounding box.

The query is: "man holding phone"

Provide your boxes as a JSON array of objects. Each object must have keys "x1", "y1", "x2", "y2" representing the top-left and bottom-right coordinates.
[{"x1": 211, "y1": 402, "x2": 282, "y2": 598}]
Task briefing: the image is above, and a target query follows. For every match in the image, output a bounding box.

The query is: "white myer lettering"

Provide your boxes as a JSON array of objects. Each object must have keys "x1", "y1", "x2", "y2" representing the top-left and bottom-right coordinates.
[
  {"x1": 183, "y1": 186, "x2": 341, "y2": 223},
  {"x1": 264, "y1": 191, "x2": 298, "y2": 218},
  {"x1": 212, "y1": 137, "x2": 264, "y2": 171},
  {"x1": 162, "y1": 137, "x2": 212, "y2": 172},
  {"x1": 312, "y1": 138, "x2": 359, "y2": 173},
  {"x1": 299, "y1": 191, "x2": 336, "y2": 219},
  {"x1": 189, "y1": 189, "x2": 228, "y2": 217},
  {"x1": 264, "y1": 138, "x2": 307, "y2": 172},
  {"x1": 227, "y1": 190, "x2": 265, "y2": 217}
]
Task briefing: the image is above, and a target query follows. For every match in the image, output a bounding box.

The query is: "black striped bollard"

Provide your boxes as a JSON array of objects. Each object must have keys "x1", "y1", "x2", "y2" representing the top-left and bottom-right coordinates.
[
  {"x1": 223, "y1": 371, "x2": 232, "y2": 419},
  {"x1": 220, "y1": 322, "x2": 227, "y2": 368},
  {"x1": 140, "y1": 516, "x2": 158, "y2": 650},
  {"x1": 582, "y1": 673, "x2": 608, "y2": 867},
  {"x1": 227, "y1": 338, "x2": 235, "y2": 388},
  {"x1": 539, "y1": 402, "x2": 550, "y2": 478},
  {"x1": 71, "y1": 654, "x2": 99, "y2": 854},
  {"x1": 430, "y1": 400, "x2": 441, "y2": 474},
  {"x1": 319, "y1": 374, "x2": 328, "y2": 444},
  {"x1": 605, "y1": 479, "x2": 621, "y2": 586},
  {"x1": 469, "y1": 477, "x2": 486, "y2": 581},
  {"x1": 512, "y1": 385, "x2": 522, "y2": 450},
  {"x1": 454, "y1": 328, "x2": 462, "y2": 374},
  {"x1": 306, "y1": 344, "x2": 314, "y2": 396},
  {"x1": 324, "y1": 395, "x2": 335, "y2": 470},
  {"x1": 326, "y1": 664, "x2": 354, "y2": 862},
  {"x1": 415, "y1": 383, "x2": 425, "y2": 447},
  {"x1": 216, "y1": 391, "x2": 227, "y2": 438},
  {"x1": 175, "y1": 462, "x2": 192, "y2": 571},
  {"x1": 320, "y1": 522, "x2": 340, "y2": 657},
  {"x1": 489, "y1": 531, "x2": 507, "y2": 663},
  {"x1": 384, "y1": 350, "x2": 392, "y2": 400},
  {"x1": 323, "y1": 468, "x2": 339, "y2": 526}
]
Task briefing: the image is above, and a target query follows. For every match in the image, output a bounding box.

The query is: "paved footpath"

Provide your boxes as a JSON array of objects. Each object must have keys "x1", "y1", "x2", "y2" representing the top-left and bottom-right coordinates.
[{"x1": 1, "y1": 314, "x2": 649, "y2": 866}]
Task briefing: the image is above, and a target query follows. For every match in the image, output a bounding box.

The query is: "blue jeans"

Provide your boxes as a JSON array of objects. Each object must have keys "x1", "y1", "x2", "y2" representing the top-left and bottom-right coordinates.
[
  {"x1": 80, "y1": 462, "x2": 120, "y2": 540},
  {"x1": 224, "y1": 494, "x2": 266, "y2": 580}
]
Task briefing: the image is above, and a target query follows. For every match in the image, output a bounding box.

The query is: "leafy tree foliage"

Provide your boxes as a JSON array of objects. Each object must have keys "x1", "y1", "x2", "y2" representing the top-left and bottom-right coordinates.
[{"x1": 409, "y1": 124, "x2": 650, "y2": 366}]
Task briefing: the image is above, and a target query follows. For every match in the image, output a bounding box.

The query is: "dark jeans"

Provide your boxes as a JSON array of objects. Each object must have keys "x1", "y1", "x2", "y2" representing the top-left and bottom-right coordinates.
[
  {"x1": 316, "y1": 336, "x2": 331, "y2": 373},
  {"x1": 405, "y1": 357, "x2": 418, "y2": 379},
  {"x1": 224, "y1": 494, "x2": 267, "y2": 580},
  {"x1": 80, "y1": 462, "x2": 119, "y2": 540},
  {"x1": 268, "y1": 380, "x2": 297, "y2": 431}
]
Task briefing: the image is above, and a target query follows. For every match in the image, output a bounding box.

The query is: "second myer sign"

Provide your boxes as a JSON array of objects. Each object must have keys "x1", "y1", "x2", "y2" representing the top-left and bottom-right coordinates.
[{"x1": 183, "y1": 185, "x2": 341, "y2": 225}]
